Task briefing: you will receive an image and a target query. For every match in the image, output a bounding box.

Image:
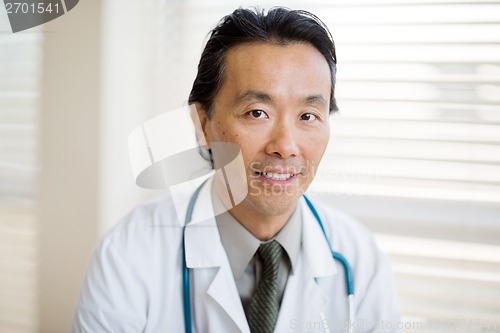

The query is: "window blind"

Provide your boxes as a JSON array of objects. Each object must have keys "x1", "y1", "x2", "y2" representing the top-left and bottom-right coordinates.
[
  {"x1": 308, "y1": 2, "x2": 500, "y2": 330},
  {"x1": 0, "y1": 10, "x2": 41, "y2": 333}
]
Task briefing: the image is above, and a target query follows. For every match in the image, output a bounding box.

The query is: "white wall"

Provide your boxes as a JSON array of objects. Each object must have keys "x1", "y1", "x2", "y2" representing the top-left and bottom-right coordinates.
[{"x1": 39, "y1": 1, "x2": 101, "y2": 331}]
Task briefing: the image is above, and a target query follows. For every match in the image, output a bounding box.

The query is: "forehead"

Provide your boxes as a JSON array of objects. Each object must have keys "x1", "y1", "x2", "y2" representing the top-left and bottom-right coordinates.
[{"x1": 217, "y1": 42, "x2": 331, "y2": 104}]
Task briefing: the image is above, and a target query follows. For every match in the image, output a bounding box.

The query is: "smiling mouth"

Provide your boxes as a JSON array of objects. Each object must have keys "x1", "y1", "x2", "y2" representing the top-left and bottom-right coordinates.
[{"x1": 254, "y1": 172, "x2": 298, "y2": 181}]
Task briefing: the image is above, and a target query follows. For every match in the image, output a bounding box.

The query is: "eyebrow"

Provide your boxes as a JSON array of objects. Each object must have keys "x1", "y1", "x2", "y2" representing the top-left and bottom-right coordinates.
[
  {"x1": 235, "y1": 90, "x2": 272, "y2": 104},
  {"x1": 235, "y1": 90, "x2": 328, "y2": 108},
  {"x1": 304, "y1": 95, "x2": 328, "y2": 108}
]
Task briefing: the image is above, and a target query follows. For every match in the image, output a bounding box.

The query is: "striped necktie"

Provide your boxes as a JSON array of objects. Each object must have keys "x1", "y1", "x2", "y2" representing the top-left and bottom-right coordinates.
[{"x1": 247, "y1": 240, "x2": 283, "y2": 333}]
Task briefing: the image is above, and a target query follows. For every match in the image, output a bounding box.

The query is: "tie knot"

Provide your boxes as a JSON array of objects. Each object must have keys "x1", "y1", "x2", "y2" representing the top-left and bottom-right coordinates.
[{"x1": 258, "y1": 240, "x2": 283, "y2": 268}]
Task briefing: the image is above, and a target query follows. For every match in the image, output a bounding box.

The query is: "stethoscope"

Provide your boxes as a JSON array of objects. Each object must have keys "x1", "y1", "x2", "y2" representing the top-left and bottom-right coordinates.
[{"x1": 182, "y1": 182, "x2": 355, "y2": 333}]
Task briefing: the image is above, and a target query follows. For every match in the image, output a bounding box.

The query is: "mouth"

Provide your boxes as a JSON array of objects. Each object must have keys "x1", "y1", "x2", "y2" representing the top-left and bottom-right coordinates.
[
  {"x1": 259, "y1": 172, "x2": 296, "y2": 181},
  {"x1": 252, "y1": 168, "x2": 302, "y2": 184}
]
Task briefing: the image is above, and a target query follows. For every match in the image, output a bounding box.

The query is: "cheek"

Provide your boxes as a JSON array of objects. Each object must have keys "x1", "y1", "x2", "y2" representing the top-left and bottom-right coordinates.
[
  {"x1": 318, "y1": 131, "x2": 330, "y2": 154},
  {"x1": 208, "y1": 119, "x2": 229, "y2": 142},
  {"x1": 211, "y1": 122, "x2": 256, "y2": 155},
  {"x1": 220, "y1": 127, "x2": 242, "y2": 142},
  {"x1": 235, "y1": 133, "x2": 259, "y2": 157},
  {"x1": 305, "y1": 129, "x2": 330, "y2": 163},
  {"x1": 229, "y1": 130, "x2": 266, "y2": 166}
]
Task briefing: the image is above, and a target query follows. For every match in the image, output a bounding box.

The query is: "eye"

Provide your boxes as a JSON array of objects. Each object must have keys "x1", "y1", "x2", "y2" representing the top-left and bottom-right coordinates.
[
  {"x1": 300, "y1": 113, "x2": 317, "y2": 122},
  {"x1": 247, "y1": 109, "x2": 268, "y2": 119}
]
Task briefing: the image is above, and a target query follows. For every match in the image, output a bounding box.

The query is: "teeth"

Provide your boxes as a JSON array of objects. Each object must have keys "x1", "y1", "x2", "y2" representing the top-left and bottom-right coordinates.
[{"x1": 261, "y1": 172, "x2": 294, "y2": 181}]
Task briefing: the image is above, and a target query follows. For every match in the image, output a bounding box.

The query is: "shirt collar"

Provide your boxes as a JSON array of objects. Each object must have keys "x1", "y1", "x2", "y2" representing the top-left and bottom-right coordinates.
[
  {"x1": 213, "y1": 184, "x2": 302, "y2": 279},
  {"x1": 275, "y1": 205, "x2": 301, "y2": 273}
]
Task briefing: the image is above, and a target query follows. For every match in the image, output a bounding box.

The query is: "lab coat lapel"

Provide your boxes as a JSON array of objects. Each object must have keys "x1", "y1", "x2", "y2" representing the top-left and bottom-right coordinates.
[
  {"x1": 206, "y1": 264, "x2": 250, "y2": 333},
  {"x1": 184, "y1": 178, "x2": 250, "y2": 333},
  {"x1": 275, "y1": 198, "x2": 338, "y2": 332}
]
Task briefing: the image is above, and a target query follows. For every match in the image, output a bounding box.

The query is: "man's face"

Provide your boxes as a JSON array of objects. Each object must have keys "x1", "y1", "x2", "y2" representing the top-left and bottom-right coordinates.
[{"x1": 200, "y1": 42, "x2": 331, "y2": 217}]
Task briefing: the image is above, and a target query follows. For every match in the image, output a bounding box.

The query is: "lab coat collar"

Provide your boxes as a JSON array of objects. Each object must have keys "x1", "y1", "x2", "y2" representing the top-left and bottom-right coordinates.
[
  {"x1": 184, "y1": 177, "x2": 250, "y2": 332},
  {"x1": 273, "y1": 197, "x2": 338, "y2": 332},
  {"x1": 184, "y1": 177, "x2": 226, "y2": 268},
  {"x1": 299, "y1": 196, "x2": 338, "y2": 278}
]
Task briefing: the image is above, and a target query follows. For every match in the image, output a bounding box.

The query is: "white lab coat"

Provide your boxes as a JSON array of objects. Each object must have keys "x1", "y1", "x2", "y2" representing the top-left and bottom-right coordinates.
[{"x1": 71, "y1": 178, "x2": 400, "y2": 333}]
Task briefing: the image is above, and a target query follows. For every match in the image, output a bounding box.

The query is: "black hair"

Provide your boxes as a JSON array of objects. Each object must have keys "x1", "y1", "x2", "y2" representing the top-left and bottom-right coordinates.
[{"x1": 188, "y1": 7, "x2": 338, "y2": 117}]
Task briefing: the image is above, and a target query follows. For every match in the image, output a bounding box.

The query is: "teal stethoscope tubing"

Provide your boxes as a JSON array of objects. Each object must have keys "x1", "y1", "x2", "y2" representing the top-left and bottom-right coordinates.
[{"x1": 182, "y1": 183, "x2": 355, "y2": 333}]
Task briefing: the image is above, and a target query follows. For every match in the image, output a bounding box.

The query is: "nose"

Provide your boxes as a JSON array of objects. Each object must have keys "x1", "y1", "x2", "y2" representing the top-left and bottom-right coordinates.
[{"x1": 265, "y1": 121, "x2": 300, "y2": 159}]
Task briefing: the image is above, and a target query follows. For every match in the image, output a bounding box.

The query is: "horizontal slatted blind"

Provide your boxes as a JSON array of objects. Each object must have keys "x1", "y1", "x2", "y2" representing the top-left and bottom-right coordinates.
[
  {"x1": 0, "y1": 10, "x2": 41, "y2": 333},
  {"x1": 305, "y1": 1, "x2": 500, "y2": 331}
]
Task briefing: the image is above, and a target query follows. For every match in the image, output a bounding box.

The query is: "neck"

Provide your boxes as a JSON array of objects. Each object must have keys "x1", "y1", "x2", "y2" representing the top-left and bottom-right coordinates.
[{"x1": 228, "y1": 204, "x2": 295, "y2": 241}]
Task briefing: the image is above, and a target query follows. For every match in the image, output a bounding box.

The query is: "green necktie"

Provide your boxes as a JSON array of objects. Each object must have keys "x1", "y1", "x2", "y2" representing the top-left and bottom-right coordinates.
[{"x1": 248, "y1": 240, "x2": 283, "y2": 333}]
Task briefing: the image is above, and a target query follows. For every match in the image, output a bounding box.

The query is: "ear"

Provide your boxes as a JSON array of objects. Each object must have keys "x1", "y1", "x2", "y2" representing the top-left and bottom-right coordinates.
[{"x1": 190, "y1": 102, "x2": 211, "y2": 149}]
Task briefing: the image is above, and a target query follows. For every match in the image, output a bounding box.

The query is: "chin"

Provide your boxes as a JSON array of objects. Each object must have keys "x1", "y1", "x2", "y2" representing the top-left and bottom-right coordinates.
[{"x1": 246, "y1": 192, "x2": 300, "y2": 217}]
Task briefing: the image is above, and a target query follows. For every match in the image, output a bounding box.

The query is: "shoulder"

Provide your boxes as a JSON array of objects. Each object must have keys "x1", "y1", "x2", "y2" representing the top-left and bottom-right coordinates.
[
  {"x1": 305, "y1": 196, "x2": 377, "y2": 250},
  {"x1": 305, "y1": 197, "x2": 401, "y2": 323},
  {"x1": 72, "y1": 193, "x2": 185, "y2": 332},
  {"x1": 95, "y1": 192, "x2": 183, "y2": 265},
  {"x1": 303, "y1": 196, "x2": 390, "y2": 281}
]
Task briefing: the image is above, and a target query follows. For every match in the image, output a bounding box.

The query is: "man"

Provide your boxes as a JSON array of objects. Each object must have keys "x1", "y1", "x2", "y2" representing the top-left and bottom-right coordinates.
[{"x1": 71, "y1": 7, "x2": 400, "y2": 333}]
